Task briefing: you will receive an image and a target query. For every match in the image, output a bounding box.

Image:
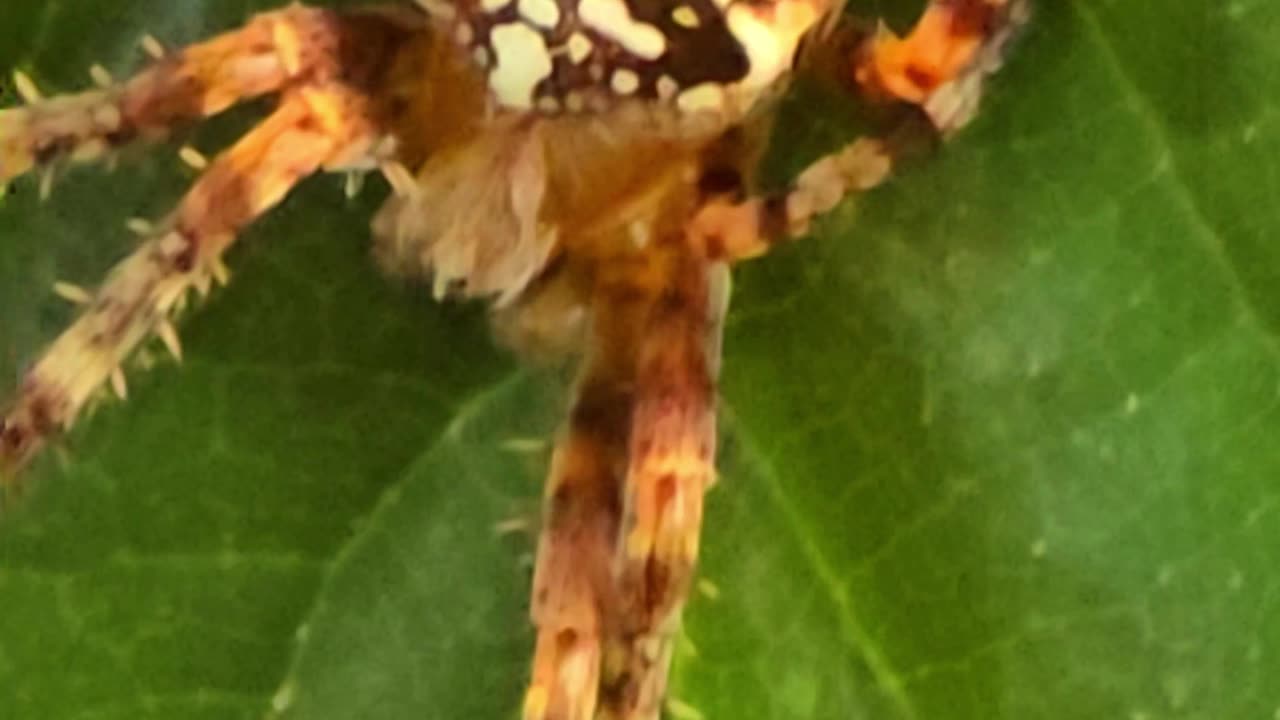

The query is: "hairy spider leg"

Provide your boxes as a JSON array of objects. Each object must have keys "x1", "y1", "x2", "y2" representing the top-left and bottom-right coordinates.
[
  {"x1": 686, "y1": 134, "x2": 894, "y2": 262},
  {"x1": 688, "y1": 0, "x2": 1032, "y2": 264},
  {"x1": 0, "y1": 6, "x2": 428, "y2": 478},
  {"x1": 522, "y1": 126, "x2": 744, "y2": 717},
  {"x1": 603, "y1": 256, "x2": 726, "y2": 720},
  {"x1": 0, "y1": 82, "x2": 386, "y2": 476},
  {"x1": 854, "y1": 0, "x2": 1032, "y2": 132},
  {"x1": 525, "y1": 253, "x2": 728, "y2": 720},
  {"x1": 0, "y1": 5, "x2": 405, "y2": 186},
  {"x1": 525, "y1": 300, "x2": 635, "y2": 720}
]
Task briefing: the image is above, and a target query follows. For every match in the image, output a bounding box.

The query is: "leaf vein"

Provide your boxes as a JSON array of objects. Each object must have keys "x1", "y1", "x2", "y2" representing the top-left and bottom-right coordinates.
[
  {"x1": 723, "y1": 407, "x2": 920, "y2": 719},
  {"x1": 1073, "y1": 1, "x2": 1280, "y2": 361}
]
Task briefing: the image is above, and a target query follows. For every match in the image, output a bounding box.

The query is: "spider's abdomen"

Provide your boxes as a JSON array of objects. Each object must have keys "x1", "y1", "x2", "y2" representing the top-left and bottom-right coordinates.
[{"x1": 423, "y1": 0, "x2": 830, "y2": 116}]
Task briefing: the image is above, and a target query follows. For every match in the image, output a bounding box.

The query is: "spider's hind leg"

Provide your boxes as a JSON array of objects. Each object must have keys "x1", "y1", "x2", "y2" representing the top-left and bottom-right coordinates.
[
  {"x1": 0, "y1": 81, "x2": 387, "y2": 475},
  {"x1": 0, "y1": 4, "x2": 410, "y2": 186}
]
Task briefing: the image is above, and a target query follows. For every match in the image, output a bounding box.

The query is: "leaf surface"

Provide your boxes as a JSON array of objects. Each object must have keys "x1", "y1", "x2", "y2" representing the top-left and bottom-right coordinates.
[{"x1": 2, "y1": 2, "x2": 1277, "y2": 719}]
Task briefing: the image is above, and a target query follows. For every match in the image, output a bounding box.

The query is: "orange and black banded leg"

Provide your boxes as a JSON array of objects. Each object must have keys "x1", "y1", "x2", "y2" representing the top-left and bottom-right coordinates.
[
  {"x1": 691, "y1": 0, "x2": 1034, "y2": 264},
  {"x1": 524, "y1": 210, "x2": 732, "y2": 720},
  {"x1": 524, "y1": 262, "x2": 729, "y2": 720},
  {"x1": 523, "y1": 269, "x2": 645, "y2": 720},
  {"x1": 0, "y1": 81, "x2": 388, "y2": 477},
  {"x1": 0, "y1": 4, "x2": 419, "y2": 186},
  {"x1": 852, "y1": 0, "x2": 1032, "y2": 132},
  {"x1": 0, "y1": 7, "x2": 427, "y2": 478},
  {"x1": 601, "y1": 255, "x2": 727, "y2": 720},
  {"x1": 687, "y1": 135, "x2": 895, "y2": 262}
]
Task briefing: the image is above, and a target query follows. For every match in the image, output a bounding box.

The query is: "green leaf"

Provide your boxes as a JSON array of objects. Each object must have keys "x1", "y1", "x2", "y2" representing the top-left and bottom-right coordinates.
[{"x1": 3, "y1": 2, "x2": 1278, "y2": 719}]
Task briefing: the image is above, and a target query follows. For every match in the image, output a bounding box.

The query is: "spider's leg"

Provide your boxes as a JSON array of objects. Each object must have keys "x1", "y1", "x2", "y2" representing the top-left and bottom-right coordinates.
[
  {"x1": 524, "y1": 249, "x2": 729, "y2": 720},
  {"x1": 850, "y1": 0, "x2": 1032, "y2": 133},
  {"x1": 602, "y1": 256, "x2": 727, "y2": 720},
  {"x1": 524, "y1": 292, "x2": 638, "y2": 720},
  {"x1": 687, "y1": 134, "x2": 896, "y2": 262},
  {"x1": 692, "y1": 0, "x2": 1032, "y2": 263},
  {"x1": 0, "y1": 82, "x2": 384, "y2": 475},
  {"x1": 0, "y1": 4, "x2": 412, "y2": 185}
]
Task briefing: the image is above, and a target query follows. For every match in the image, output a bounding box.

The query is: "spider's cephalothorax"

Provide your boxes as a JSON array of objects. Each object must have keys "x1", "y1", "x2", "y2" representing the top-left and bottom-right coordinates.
[{"x1": 0, "y1": 2, "x2": 1028, "y2": 718}]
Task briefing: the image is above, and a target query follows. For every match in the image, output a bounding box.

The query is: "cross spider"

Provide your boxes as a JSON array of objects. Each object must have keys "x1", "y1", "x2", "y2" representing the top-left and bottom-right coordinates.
[{"x1": 0, "y1": 1, "x2": 1027, "y2": 717}]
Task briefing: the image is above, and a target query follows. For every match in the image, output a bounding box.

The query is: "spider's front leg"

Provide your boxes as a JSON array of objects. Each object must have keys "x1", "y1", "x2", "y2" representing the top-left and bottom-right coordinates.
[
  {"x1": 690, "y1": 0, "x2": 1032, "y2": 264},
  {"x1": 0, "y1": 6, "x2": 426, "y2": 476},
  {"x1": 854, "y1": 0, "x2": 1032, "y2": 132},
  {"x1": 0, "y1": 4, "x2": 411, "y2": 186},
  {"x1": 0, "y1": 83, "x2": 381, "y2": 474}
]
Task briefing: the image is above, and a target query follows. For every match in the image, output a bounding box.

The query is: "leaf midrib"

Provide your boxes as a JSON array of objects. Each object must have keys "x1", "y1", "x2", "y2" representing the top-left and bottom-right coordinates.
[{"x1": 259, "y1": 371, "x2": 530, "y2": 716}]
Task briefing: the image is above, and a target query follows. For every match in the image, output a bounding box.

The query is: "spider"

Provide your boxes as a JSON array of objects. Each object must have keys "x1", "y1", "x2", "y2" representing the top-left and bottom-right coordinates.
[{"x1": 0, "y1": 0, "x2": 1028, "y2": 717}]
